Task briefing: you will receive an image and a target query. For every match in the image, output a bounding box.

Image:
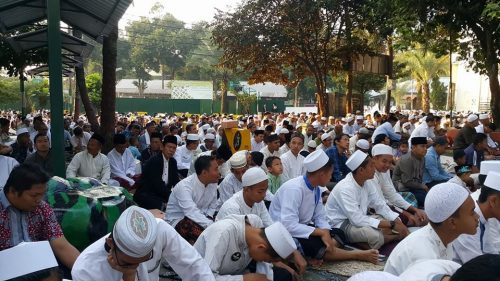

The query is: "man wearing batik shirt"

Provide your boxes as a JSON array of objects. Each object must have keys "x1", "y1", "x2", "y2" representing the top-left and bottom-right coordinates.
[{"x1": 0, "y1": 163, "x2": 80, "y2": 270}]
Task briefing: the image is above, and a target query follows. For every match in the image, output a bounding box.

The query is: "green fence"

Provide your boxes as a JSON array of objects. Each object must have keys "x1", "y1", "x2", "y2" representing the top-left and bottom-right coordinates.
[{"x1": 115, "y1": 98, "x2": 285, "y2": 114}]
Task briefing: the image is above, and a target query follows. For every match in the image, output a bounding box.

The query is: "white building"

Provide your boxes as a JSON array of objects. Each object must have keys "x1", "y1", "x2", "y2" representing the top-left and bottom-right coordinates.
[{"x1": 452, "y1": 55, "x2": 494, "y2": 112}]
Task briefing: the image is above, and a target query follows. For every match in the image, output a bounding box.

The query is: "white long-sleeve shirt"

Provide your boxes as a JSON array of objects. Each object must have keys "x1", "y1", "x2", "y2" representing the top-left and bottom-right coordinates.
[
  {"x1": 72, "y1": 219, "x2": 215, "y2": 281},
  {"x1": 165, "y1": 174, "x2": 218, "y2": 228},
  {"x1": 216, "y1": 190, "x2": 274, "y2": 227},
  {"x1": 409, "y1": 122, "x2": 435, "y2": 144},
  {"x1": 259, "y1": 146, "x2": 280, "y2": 169},
  {"x1": 384, "y1": 224, "x2": 454, "y2": 275},
  {"x1": 372, "y1": 170, "x2": 412, "y2": 210},
  {"x1": 326, "y1": 173, "x2": 399, "y2": 229},
  {"x1": 218, "y1": 173, "x2": 243, "y2": 204},
  {"x1": 194, "y1": 215, "x2": 274, "y2": 281},
  {"x1": 66, "y1": 151, "x2": 111, "y2": 184},
  {"x1": 107, "y1": 148, "x2": 136, "y2": 185},
  {"x1": 269, "y1": 176, "x2": 331, "y2": 238},
  {"x1": 343, "y1": 124, "x2": 356, "y2": 137},
  {"x1": 399, "y1": 259, "x2": 461, "y2": 281},
  {"x1": 0, "y1": 155, "x2": 18, "y2": 189},
  {"x1": 174, "y1": 145, "x2": 197, "y2": 170},
  {"x1": 251, "y1": 138, "x2": 265, "y2": 152},
  {"x1": 280, "y1": 151, "x2": 306, "y2": 183},
  {"x1": 452, "y1": 202, "x2": 500, "y2": 264}
]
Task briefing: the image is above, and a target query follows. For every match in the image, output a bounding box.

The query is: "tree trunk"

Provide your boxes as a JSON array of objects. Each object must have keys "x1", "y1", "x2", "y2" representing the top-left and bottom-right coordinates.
[
  {"x1": 345, "y1": 70, "x2": 353, "y2": 114},
  {"x1": 99, "y1": 25, "x2": 118, "y2": 153},
  {"x1": 488, "y1": 65, "x2": 500, "y2": 126},
  {"x1": 74, "y1": 81, "x2": 80, "y2": 122},
  {"x1": 385, "y1": 37, "x2": 394, "y2": 114},
  {"x1": 422, "y1": 82, "x2": 430, "y2": 113},
  {"x1": 161, "y1": 65, "x2": 165, "y2": 89},
  {"x1": 294, "y1": 82, "x2": 299, "y2": 107},
  {"x1": 317, "y1": 92, "x2": 329, "y2": 117},
  {"x1": 73, "y1": 29, "x2": 99, "y2": 131},
  {"x1": 220, "y1": 72, "x2": 229, "y2": 113}
]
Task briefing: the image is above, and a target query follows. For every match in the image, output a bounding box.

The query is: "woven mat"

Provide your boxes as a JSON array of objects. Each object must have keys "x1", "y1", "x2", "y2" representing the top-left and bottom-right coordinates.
[{"x1": 316, "y1": 260, "x2": 384, "y2": 277}]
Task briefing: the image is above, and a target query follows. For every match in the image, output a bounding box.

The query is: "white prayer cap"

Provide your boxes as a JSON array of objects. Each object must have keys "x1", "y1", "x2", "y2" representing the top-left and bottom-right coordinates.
[
  {"x1": 264, "y1": 222, "x2": 297, "y2": 259},
  {"x1": 321, "y1": 117, "x2": 327, "y2": 121},
  {"x1": 424, "y1": 182, "x2": 469, "y2": 223},
  {"x1": 307, "y1": 140, "x2": 317, "y2": 148},
  {"x1": 328, "y1": 116, "x2": 335, "y2": 120},
  {"x1": 242, "y1": 167, "x2": 268, "y2": 187},
  {"x1": 113, "y1": 206, "x2": 158, "y2": 258},
  {"x1": 229, "y1": 151, "x2": 247, "y2": 169},
  {"x1": 484, "y1": 171, "x2": 500, "y2": 192},
  {"x1": 321, "y1": 133, "x2": 331, "y2": 141},
  {"x1": 16, "y1": 127, "x2": 29, "y2": 136},
  {"x1": 403, "y1": 122, "x2": 411, "y2": 129},
  {"x1": 356, "y1": 115, "x2": 364, "y2": 120},
  {"x1": 479, "y1": 160, "x2": 500, "y2": 175},
  {"x1": 359, "y1": 127, "x2": 370, "y2": 135},
  {"x1": 0, "y1": 241, "x2": 58, "y2": 280},
  {"x1": 304, "y1": 150, "x2": 329, "y2": 172},
  {"x1": 202, "y1": 124, "x2": 210, "y2": 130},
  {"x1": 408, "y1": 114, "x2": 416, "y2": 120},
  {"x1": 356, "y1": 139, "x2": 370, "y2": 150},
  {"x1": 347, "y1": 271, "x2": 402, "y2": 281},
  {"x1": 372, "y1": 144, "x2": 393, "y2": 156},
  {"x1": 280, "y1": 128, "x2": 289, "y2": 134},
  {"x1": 204, "y1": 133, "x2": 215, "y2": 140},
  {"x1": 345, "y1": 116, "x2": 354, "y2": 123},
  {"x1": 467, "y1": 114, "x2": 478, "y2": 123},
  {"x1": 479, "y1": 113, "x2": 489, "y2": 120},
  {"x1": 346, "y1": 150, "x2": 368, "y2": 171},
  {"x1": 186, "y1": 134, "x2": 200, "y2": 141}
]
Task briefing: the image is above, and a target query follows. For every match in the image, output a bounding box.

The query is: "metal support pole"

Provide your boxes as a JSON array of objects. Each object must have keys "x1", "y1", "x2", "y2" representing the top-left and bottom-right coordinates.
[{"x1": 47, "y1": 0, "x2": 65, "y2": 177}]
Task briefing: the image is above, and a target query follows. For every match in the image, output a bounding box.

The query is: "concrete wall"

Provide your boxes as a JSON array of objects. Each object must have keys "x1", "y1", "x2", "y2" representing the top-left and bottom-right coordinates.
[{"x1": 453, "y1": 59, "x2": 493, "y2": 112}]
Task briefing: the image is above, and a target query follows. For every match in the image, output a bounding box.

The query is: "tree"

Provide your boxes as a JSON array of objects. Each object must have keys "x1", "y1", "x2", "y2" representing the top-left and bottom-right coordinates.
[
  {"x1": 212, "y1": 0, "x2": 372, "y2": 117},
  {"x1": 85, "y1": 73, "x2": 102, "y2": 108},
  {"x1": 234, "y1": 91, "x2": 257, "y2": 115},
  {"x1": 0, "y1": 26, "x2": 48, "y2": 115},
  {"x1": 396, "y1": 0, "x2": 500, "y2": 123},
  {"x1": 395, "y1": 47, "x2": 449, "y2": 112},
  {"x1": 352, "y1": 72, "x2": 386, "y2": 111},
  {"x1": 430, "y1": 77, "x2": 447, "y2": 110},
  {"x1": 99, "y1": 25, "x2": 118, "y2": 153}
]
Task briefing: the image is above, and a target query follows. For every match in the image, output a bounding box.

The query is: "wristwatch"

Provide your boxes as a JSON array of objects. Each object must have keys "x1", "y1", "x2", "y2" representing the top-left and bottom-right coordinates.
[{"x1": 390, "y1": 220, "x2": 396, "y2": 229}]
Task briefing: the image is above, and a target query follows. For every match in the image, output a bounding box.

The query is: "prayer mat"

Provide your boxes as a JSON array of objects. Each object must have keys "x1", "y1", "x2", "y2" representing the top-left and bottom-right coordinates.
[
  {"x1": 317, "y1": 260, "x2": 384, "y2": 277},
  {"x1": 174, "y1": 217, "x2": 206, "y2": 244}
]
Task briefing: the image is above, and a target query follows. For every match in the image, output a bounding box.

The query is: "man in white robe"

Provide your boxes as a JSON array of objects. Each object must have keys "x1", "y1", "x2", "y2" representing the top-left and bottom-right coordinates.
[
  {"x1": 72, "y1": 206, "x2": 214, "y2": 281},
  {"x1": 371, "y1": 144, "x2": 428, "y2": 226},
  {"x1": 251, "y1": 130, "x2": 266, "y2": 152},
  {"x1": 218, "y1": 152, "x2": 248, "y2": 205},
  {"x1": 260, "y1": 134, "x2": 281, "y2": 169},
  {"x1": 453, "y1": 171, "x2": 500, "y2": 264},
  {"x1": 194, "y1": 214, "x2": 297, "y2": 281},
  {"x1": 107, "y1": 134, "x2": 138, "y2": 188},
  {"x1": 280, "y1": 133, "x2": 306, "y2": 183},
  {"x1": 217, "y1": 167, "x2": 274, "y2": 227},
  {"x1": 342, "y1": 117, "x2": 356, "y2": 137},
  {"x1": 409, "y1": 116, "x2": 436, "y2": 145},
  {"x1": 270, "y1": 150, "x2": 379, "y2": 264},
  {"x1": 174, "y1": 133, "x2": 201, "y2": 178},
  {"x1": 384, "y1": 182, "x2": 479, "y2": 275},
  {"x1": 66, "y1": 134, "x2": 111, "y2": 184},
  {"x1": 326, "y1": 151, "x2": 408, "y2": 250},
  {"x1": 165, "y1": 155, "x2": 219, "y2": 244}
]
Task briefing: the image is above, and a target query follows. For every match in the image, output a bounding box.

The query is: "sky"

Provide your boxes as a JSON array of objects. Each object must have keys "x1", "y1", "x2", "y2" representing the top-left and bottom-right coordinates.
[{"x1": 119, "y1": 0, "x2": 239, "y2": 28}]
